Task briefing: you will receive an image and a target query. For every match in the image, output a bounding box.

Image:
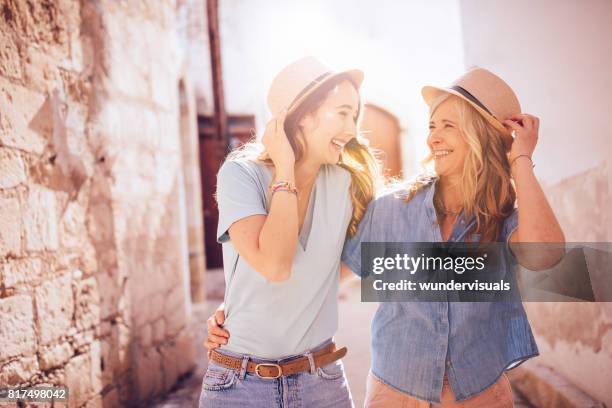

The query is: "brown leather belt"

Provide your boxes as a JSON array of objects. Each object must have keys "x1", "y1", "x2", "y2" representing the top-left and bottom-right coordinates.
[{"x1": 209, "y1": 342, "x2": 347, "y2": 379}]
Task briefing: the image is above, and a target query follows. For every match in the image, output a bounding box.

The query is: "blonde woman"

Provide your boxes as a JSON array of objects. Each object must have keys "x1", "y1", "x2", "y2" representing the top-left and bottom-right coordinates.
[
  {"x1": 199, "y1": 57, "x2": 378, "y2": 408},
  {"x1": 341, "y1": 68, "x2": 564, "y2": 407}
]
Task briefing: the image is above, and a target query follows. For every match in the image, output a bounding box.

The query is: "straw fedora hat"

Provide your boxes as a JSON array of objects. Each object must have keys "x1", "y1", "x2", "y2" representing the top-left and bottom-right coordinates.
[
  {"x1": 267, "y1": 56, "x2": 364, "y2": 117},
  {"x1": 422, "y1": 67, "x2": 521, "y2": 149}
]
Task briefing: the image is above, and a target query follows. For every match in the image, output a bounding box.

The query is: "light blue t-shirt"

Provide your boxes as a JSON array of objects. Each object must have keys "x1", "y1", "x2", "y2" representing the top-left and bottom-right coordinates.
[{"x1": 215, "y1": 159, "x2": 353, "y2": 359}]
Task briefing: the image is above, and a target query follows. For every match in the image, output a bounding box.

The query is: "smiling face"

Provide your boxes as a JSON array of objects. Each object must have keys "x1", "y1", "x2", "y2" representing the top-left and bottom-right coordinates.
[
  {"x1": 298, "y1": 80, "x2": 359, "y2": 165},
  {"x1": 427, "y1": 97, "x2": 470, "y2": 178}
]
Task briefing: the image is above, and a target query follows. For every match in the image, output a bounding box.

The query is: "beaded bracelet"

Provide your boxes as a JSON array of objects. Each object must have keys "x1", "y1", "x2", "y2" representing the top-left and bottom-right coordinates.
[
  {"x1": 271, "y1": 187, "x2": 298, "y2": 196},
  {"x1": 270, "y1": 181, "x2": 298, "y2": 195}
]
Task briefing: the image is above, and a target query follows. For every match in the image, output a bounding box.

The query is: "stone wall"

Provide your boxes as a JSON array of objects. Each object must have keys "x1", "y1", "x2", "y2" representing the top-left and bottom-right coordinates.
[
  {"x1": 0, "y1": 0, "x2": 204, "y2": 406},
  {"x1": 524, "y1": 160, "x2": 612, "y2": 406}
]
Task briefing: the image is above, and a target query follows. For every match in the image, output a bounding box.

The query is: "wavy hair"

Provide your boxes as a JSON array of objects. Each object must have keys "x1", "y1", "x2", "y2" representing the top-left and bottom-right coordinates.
[
  {"x1": 225, "y1": 73, "x2": 380, "y2": 237},
  {"x1": 402, "y1": 93, "x2": 516, "y2": 242}
]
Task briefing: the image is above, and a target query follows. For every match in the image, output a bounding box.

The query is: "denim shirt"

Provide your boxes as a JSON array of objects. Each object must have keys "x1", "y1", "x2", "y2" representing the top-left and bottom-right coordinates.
[{"x1": 341, "y1": 179, "x2": 539, "y2": 403}]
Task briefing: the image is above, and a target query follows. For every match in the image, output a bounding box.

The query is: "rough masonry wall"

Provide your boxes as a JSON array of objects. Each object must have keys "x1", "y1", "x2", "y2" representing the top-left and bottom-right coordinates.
[
  {"x1": 525, "y1": 161, "x2": 612, "y2": 406},
  {"x1": 0, "y1": 1, "x2": 197, "y2": 406}
]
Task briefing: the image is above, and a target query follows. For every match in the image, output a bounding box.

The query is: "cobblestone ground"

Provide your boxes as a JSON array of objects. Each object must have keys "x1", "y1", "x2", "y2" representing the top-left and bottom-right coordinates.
[{"x1": 152, "y1": 271, "x2": 535, "y2": 407}]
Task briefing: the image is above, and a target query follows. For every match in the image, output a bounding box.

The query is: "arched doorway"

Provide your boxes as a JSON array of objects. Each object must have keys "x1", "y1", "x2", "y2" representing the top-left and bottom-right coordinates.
[
  {"x1": 178, "y1": 79, "x2": 206, "y2": 302},
  {"x1": 360, "y1": 103, "x2": 403, "y2": 179}
]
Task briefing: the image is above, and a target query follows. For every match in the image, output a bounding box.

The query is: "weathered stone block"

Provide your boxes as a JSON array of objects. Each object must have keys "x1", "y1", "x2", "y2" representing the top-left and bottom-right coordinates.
[
  {"x1": 0, "y1": 147, "x2": 27, "y2": 188},
  {"x1": 22, "y1": 44, "x2": 63, "y2": 94},
  {"x1": 154, "y1": 152, "x2": 181, "y2": 196},
  {"x1": 71, "y1": 329, "x2": 95, "y2": 354},
  {"x1": 133, "y1": 347, "x2": 162, "y2": 401},
  {"x1": 0, "y1": 294, "x2": 37, "y2": 361},
  {"x1": 100, "y1": 321, "x2": 130, "y2": 384},
  {"x1": 138, "y1": 323, "x2": 152, "y2": 348},
  {"x1": 164, "y1": 286, "x2": 188, "y2": 337},
  {"x1": 152, "y1": 318, "x2": 165, "y2": 344},
  {"x1": 89, "y1": 340, "x2": 103, "y2": 395},
  {"x1": 24, "y1": 185, "x2": 59, "y2": 251},
  {"x1": 150, "y1": 54, "x2": 179, "y2": 112},
  {"x1": 1, "y1": 258, "x2": 43, "y2": 288},
  {"x1": 132, "y1": 290, "x2": 165, "y2": 328},
  {"x1": 65, "y1": 354, "x2": 92, "y2": 408},
  {"x1": 174, "y1": 328, "x2": 196, "y2": 376},
  {"x1": 59, "y1": 200, "x2": 89, "y2": 250},
  {"x1": 35, "y1": 273, "x2": 74, "y2": 345},
  {"x1": 104, "y1": 14, "x2": 150, "y2": 100},
  {"x1": 0, "y1": 78, "x2": 48, "y2": 154},
  {"x1": 0, "y1": 31, "x2": 23, "y2": 79},
  {"x1": 96, "y1": 272, "x2": 121, "y2": 321},
  {"x1": 0, "y1": 355, "x2": 39, "y2": 385},
  {"x1": 38, "y1": 341, "x2": 73, "y2": 371},
  {"x1": 160, "y1": 341, "x2": 179, "y2": 392},
  {"x1": 74, "y1": 276, "x2": 101, "y2": 331},
  {"x1": 158, "y1": 331, "x2": 195, "y2": 391},
  {"x1": 0, "y1": 196, "x2": 22, "y2": 257}
]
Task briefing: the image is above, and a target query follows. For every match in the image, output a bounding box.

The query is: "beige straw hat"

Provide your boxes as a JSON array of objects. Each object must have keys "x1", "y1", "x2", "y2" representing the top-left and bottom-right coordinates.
[
  {"x1": 267, "y1": 56, "x2": 364, "y2": 117},
  {"x1": 422, "y1": 67, "x2": 521, "y2": 149}
]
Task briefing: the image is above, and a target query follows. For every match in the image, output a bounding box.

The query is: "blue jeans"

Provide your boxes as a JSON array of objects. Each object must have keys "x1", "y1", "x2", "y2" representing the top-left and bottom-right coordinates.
[{"x1": 198, "y1": 339, "x2": 354, "y2": 408}]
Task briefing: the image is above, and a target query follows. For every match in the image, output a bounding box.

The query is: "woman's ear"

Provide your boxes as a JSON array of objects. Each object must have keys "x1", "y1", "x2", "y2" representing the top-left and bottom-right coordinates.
[
  {"x1": 298, "y1": 111, "x2": 317, "y2": 132},
  {"x1": 297, "y1": 114, "x2": 309, "y2": 130}
]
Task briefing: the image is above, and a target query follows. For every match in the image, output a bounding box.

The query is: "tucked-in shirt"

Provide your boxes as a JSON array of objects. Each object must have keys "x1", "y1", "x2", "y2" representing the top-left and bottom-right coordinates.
[
  {"x1": 341, "y1": 178, "x2": 539, "y2": 403},
  {"x1": 216, "y1": 159, "x2": 353, "y2": 359}
]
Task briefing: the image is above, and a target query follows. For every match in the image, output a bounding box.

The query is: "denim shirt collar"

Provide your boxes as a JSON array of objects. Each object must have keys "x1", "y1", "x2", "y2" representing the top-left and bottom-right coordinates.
[{"x1": 423, "y1": 177, "x2": 477, "y2": 243}]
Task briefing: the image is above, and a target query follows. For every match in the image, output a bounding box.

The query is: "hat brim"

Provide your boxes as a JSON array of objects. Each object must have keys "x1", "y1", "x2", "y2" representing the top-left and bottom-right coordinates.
[
  {"x1": 421, "y1": 85, "x2": 514, "y2": 151},
  {"x1": 286, "y1": 69, "x2": 364, "y2": 115}
]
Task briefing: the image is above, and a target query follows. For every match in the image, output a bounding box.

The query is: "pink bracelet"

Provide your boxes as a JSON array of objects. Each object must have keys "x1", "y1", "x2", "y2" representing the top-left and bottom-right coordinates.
[
  {"x1": 270, "y1": 181, "x2": 298, "y2": 195},
  {"x1": 271, "y1": 187, "x2": 298, "y2": 196}
]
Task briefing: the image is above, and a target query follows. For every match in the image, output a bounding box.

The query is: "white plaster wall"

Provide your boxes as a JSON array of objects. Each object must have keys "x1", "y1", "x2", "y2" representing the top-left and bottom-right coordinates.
[
  {"x1": 459, "y1": 0, "x2": 612, "y2": 185},
  {"x1": 217, "y1": 0, "x2": 465, "y2": 177}
]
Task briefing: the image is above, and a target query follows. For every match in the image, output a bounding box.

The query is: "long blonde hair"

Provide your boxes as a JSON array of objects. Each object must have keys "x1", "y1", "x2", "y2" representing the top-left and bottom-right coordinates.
[
  {"x1": 224, "y1": 74, "x2": 380, "y2": 237},
  {"x1": 403, "y1": 93, "x2": 516, "y2": 242}
]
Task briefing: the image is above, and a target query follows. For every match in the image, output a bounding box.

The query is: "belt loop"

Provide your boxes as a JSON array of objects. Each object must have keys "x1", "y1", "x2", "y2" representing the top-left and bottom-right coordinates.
[
  {"x1": 238, "y1": 355, "x2": 249, "y2": 380},
  {"x1": 304, "y1": 351, "x2": 316, "y2": 375}
]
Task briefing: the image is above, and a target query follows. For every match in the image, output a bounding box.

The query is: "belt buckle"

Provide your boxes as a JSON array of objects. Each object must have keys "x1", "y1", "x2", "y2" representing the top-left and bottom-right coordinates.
[{"x1": 255, "y1": 363, "x2": 282, "y2": 379}]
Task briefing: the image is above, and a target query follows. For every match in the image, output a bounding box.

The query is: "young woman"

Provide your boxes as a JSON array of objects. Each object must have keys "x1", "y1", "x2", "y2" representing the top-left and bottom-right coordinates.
[
  {"x1": 198, "y1": 56, "x2": 379, "y2": 408},
  {"x1": 341, "y1": 67, "x2": 565, "y2": 407}
]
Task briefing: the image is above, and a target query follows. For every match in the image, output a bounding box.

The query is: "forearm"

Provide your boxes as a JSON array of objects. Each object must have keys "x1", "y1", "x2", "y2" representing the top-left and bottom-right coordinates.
[
  {"x1": 511, "y1": 158, "x2": 565, "y2": 270},
  {"x1": 512, "y1": 158, "x2": 564, "y2": 243},
  {"x1": 258, "y1": 166, "x2": 299, "y2": 280}
]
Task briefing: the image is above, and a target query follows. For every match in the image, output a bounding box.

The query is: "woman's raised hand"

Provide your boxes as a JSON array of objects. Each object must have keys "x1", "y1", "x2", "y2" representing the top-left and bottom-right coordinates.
[
  {"x1": 503, "y1": 113, "x2": 540, "y2": 165},
  {"x1": 262, "y1": 109, "x2": 295, "y2": 169}
]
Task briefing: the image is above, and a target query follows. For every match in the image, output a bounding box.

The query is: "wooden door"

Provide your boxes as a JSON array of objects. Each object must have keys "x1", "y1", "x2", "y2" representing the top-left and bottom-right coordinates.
[{"x1": 198, "y1": 114, "x2": 255, "y2": 269}]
